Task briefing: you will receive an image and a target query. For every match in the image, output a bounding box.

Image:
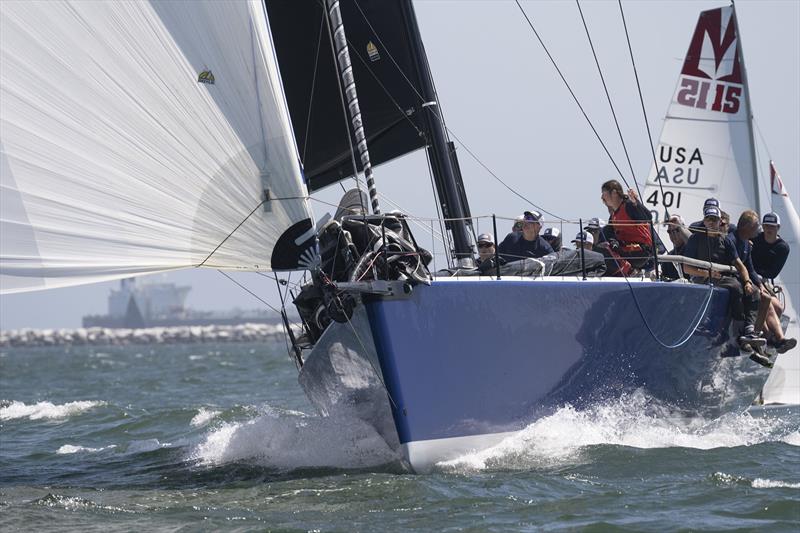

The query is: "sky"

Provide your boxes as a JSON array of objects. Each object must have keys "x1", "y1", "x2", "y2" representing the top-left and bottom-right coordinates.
[{"x1": 1, "y1": 0, "x2": 798, "y2": 330}]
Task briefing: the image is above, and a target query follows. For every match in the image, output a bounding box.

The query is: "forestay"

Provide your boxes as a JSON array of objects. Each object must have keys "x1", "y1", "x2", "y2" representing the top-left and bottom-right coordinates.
[
  {"x1": 642, "y1": 6, "x2": 757, "y2": 231},
  {"x1": 0, "y1": 0, "x2": 311, "y2": 294}
]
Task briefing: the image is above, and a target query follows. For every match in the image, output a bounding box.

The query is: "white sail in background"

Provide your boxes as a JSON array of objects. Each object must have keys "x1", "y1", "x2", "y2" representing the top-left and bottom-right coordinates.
[
  {"x1": 760, "y1": 161, "x2": 800, "y2": 405},
  {"x1": 642, "y1": 6, "x2": 756, "y2": 231},
  {"x1": 0, "y1": 0, "x2": 311, "y2": 294}
]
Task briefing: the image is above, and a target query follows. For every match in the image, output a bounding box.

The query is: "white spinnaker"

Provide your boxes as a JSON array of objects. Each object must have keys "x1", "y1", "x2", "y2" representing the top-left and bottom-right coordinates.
[
  {"x1": 0, "y1": 0, "x2": 310, "y2": 294},
  {"x1": 760, "y1": 162, "x2": 800, "y2": 405},
  {"x1": 641, "y1": 6, "x2": 756, "y2": 232}
]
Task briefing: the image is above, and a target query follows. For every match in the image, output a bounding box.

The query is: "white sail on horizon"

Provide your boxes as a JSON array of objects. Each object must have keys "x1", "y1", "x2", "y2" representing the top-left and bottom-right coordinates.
[{"x1": 0, "y1": 0, "x2": 311, "y2": 294}]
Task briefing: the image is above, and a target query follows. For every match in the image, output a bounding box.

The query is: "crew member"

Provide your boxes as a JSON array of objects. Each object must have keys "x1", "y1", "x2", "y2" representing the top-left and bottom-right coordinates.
[
  {"x1": 600, "y1": 180, "x2": 653, "y2": 269},
  {"x1": 661, "y1": 215, "x2": 690, "y2": 281},
  {"x1": 498, "y1": 210, "x2": 554, "y2": 262},
  {"x1": 683, "y1": 206, "x2": 763, "y2": 348},
  {"x1": 752, "y1": 212, "x2": 790, "y2": 280}
]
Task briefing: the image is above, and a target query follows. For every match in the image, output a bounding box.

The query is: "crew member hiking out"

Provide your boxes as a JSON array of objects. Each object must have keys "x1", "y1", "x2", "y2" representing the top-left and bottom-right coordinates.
[{"x1": 682, "y1": 205, "x2": 765, "y2": 350}]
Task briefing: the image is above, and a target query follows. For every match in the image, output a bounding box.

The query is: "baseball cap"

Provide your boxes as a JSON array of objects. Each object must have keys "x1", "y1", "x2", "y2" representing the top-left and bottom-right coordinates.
[
  {"x1": 584, "y1": 217, "x2": 601, "y2": 231},
  {"x1": 542, "y1": 227, "x2": 560, "y2": 239},
  {"x1": 477, "y1": 233, "x2": 494, "y2": 244},
  {"x1": 703, "y1": 206, "x2": 721, "y2": 219},
  {"x1": 662, "y1": 214, "x2": 685, "y2": 227},
  {"x1": 704, "y1": 197, "x2": 720, "y2": 208},
  {"x1": 762, "y1": 212, "x2": 781, "y2": 226},
  {"x1": 522, "y1": 210, "x2": 542, "y2": 223},
  {"x1": 572, "y1": 231, "x2": 594, "y2": 245}
]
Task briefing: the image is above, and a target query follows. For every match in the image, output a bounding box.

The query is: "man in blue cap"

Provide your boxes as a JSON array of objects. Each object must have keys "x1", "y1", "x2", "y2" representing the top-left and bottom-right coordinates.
[
  {"x1": 683, "y1": 205, "x2": 764, "y2": 349},
  {"x1": 498, "y1": 210, "x2": 554, "y2": 262}
]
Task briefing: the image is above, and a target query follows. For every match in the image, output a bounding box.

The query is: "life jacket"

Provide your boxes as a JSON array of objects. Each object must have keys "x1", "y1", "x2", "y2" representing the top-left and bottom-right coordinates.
[{"x1": 610, "y1": 201, "x2": 653, "y2": 247}]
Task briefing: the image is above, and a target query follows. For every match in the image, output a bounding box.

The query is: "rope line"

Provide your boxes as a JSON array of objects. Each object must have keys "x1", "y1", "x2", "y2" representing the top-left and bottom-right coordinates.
[
  {"x1": 198, "y1": 197, "x2": 268, "y2": 268},
  {"x1": 348, "y1": 0, "x2": 562, "y2": 220},
  {"x1": 622, "y1": 273, "x2": 715, "y2": 349},
  {"x1": 514, "y1": 0, "x2": 628, "y2": 187},
  {"x1": 576, "y1": 0, "x2": 637, "y2": 193}
]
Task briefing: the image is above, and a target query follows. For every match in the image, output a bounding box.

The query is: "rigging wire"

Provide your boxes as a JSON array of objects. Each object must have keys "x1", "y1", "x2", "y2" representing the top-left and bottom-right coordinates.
[
  {"x1": 216, "y1": 269, "x2": 282, "y2": 315},
  {"x1": 513, "y1": 0, "x2": 629, "y2": 189},
  {"x1": 197, "y1": 197, "x2": 268, "y2": 267},
  {"x1": 575, "y1": 0, "x2": 638, "y2": 194},
  {"x1": 617, "y1": 0, "x2": 660, "y2": 189},
  {"x1": 349, "y1": 0, "x2": 563, "y2": 221},
  {"x1": 301, "y1": 12, "x2": 326, "y2": 165}
]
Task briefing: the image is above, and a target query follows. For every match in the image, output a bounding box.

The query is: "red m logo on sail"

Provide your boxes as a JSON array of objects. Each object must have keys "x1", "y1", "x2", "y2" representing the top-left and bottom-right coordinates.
[{"x1": 680, "y1": 6, "x2": 742, "y2": 84}]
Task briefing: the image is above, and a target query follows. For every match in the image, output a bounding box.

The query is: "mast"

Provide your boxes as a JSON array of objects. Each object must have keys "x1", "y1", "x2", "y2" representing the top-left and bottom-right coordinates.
[
  {"x1": 399, "y1": 0, "x2": 474, "y2": 266},
  {"x1": 325, "y1": 0, "x2": 381, "y2": 214},
  {"x1": 731, "y1": 1, "x2": 761, "y2": 214}
]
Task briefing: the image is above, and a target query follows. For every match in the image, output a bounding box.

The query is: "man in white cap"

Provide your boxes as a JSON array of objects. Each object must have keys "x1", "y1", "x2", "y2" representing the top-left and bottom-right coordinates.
[
  {"x1": 542, "y1": 227, "x2": 564, "y2": 252},
  {"x1": 683, "y1": 205, "x2": 764, "y2": 348},
  {"x1": 476, "y1": 233, "x2": 496, "y2": 266},
  {"x1": 571, "y1": 230, "x2": 594, "y2": 252}
]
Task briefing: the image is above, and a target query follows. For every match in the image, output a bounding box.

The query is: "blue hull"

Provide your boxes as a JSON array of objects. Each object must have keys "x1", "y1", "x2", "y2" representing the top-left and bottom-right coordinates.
[{"x1": 362, "y1": 278, "x2": 770, "y2": 467}]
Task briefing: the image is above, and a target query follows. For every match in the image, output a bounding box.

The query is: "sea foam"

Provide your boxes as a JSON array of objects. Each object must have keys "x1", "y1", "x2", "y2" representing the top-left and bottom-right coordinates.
[
  {"x1": 190, "y1": 407, "x2": 221, "y2": 427},
  {"x1": 190, "y1": 405, "x2": 399, "y2": 470},
  {"x1": 0, "y1": 400, "x2": 105, "y2": 421},
  {"x1": 56, "y1": 444, "x2": 116, "y2": 454},
  {"x1": 439, "y1": 391, "x2": 799, "y2": 472}
]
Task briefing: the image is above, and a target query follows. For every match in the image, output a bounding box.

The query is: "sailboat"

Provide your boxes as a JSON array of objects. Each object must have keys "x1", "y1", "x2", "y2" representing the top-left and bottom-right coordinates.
[{"x1": 0, "y1": 1, "x2": 793, "y2": 472}]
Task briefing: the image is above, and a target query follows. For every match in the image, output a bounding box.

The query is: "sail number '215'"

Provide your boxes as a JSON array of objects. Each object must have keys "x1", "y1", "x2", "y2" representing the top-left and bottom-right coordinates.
[{"x1": 677, "y1": 79, "x2": 741, "y2": 114}]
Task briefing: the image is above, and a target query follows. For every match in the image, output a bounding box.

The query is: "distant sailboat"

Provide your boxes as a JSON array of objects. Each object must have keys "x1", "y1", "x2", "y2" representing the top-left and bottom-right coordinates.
[{"x1": 641, "y1": 5, "x2": 799, "y2": 407}]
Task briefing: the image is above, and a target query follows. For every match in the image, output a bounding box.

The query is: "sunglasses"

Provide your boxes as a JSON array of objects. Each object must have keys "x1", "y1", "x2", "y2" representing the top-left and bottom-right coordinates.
[{"x1": 478, "y1": 243, "x2": 493, "y2": 249}]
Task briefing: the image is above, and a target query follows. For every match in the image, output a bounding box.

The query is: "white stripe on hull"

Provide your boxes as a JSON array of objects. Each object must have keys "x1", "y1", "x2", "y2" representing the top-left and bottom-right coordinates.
[{"x1": 402, "y1": 430, "x2": 518, "y2": 473}]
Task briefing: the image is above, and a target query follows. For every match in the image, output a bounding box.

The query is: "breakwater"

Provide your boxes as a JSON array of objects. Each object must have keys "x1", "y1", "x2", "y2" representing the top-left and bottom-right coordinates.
[{"x1": 0, "y1": 323, "x2": 288, "y2": 347}]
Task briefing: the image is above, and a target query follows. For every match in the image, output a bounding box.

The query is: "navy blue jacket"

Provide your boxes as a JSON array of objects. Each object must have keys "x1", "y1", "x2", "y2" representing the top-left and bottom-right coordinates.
[
  {"x1": 727, "y1": 231, "x2": 762, "y2": 286},
  {"x1": 752, "y1": 232, "x2": 790, "y2": 280},
  {"x1": 498, "y1": 232, "x2": 554, "y2": 261}
]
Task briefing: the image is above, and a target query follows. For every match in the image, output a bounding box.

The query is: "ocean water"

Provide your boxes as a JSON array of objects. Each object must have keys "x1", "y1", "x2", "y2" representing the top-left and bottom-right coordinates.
[{"x1": 1, "y1": 342, "x2": 798, "y2": 532}]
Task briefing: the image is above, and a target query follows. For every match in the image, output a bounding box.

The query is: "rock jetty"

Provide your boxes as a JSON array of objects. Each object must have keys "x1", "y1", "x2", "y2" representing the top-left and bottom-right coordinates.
[{"x1": 0, "y1": 323, "x2": 289, "y2": 347}]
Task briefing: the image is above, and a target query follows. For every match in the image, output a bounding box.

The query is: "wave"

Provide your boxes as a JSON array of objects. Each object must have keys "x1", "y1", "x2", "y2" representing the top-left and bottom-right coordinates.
[
  {"x1": 190, "y1": 405, "x2": 399, "y2": 470},
  {"x1": 0, "y1": 400, "x2": 105, "y2": 421},
  {"x1": 712, "y1": 472, "x2": 800, "y2": 489},
  {"x1": 190, "y1": 408, "x2": 221, "y2": 427},
  {"x1": 439, "y1": 390, "x2": 800, "y2": 471},
  {"x1": 56, "y1": 444, "x2": 116, "y2": 454}
]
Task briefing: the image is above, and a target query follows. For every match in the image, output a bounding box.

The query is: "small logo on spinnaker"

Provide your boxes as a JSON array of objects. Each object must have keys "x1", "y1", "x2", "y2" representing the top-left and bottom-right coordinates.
[
  {"x1": 198, "y1": 70, "x2": 215, "y2": 85},
  {"x1": 367, "y1": 41, "x2": 380, "y2": 62}
]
